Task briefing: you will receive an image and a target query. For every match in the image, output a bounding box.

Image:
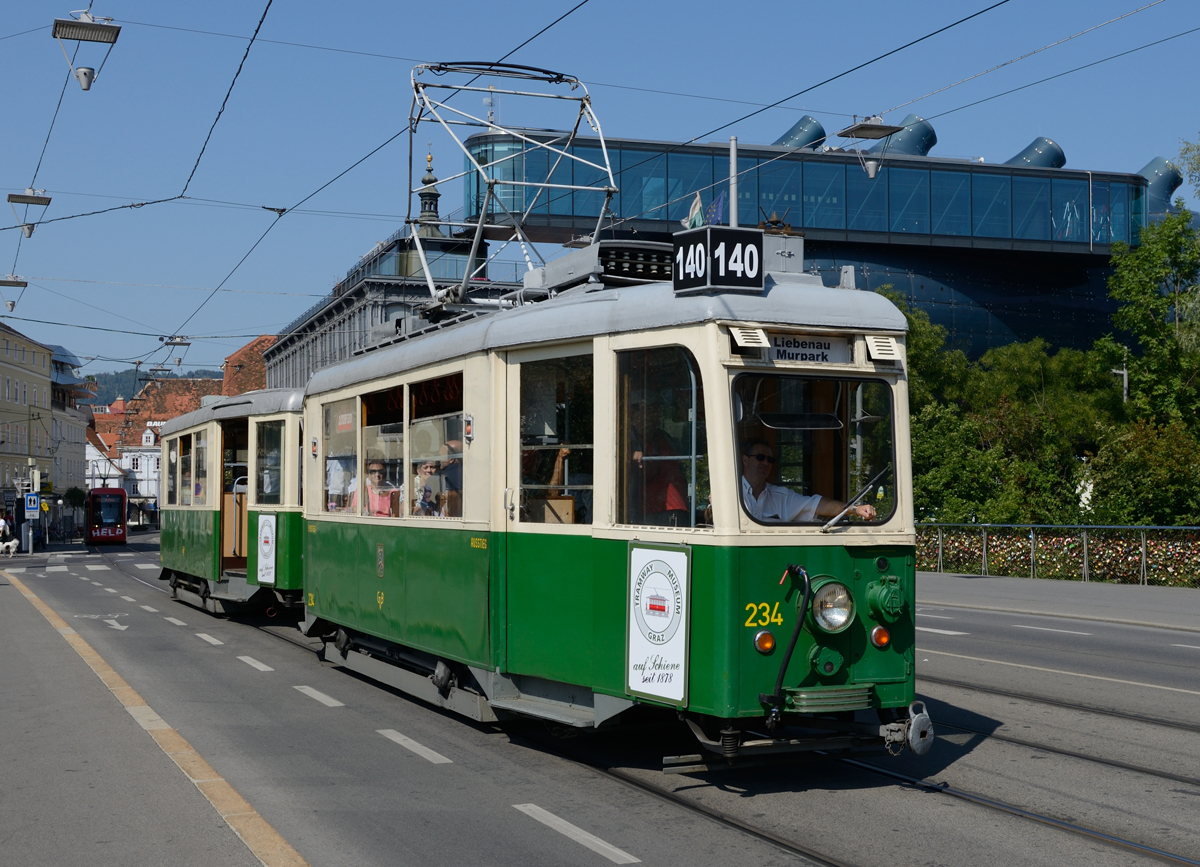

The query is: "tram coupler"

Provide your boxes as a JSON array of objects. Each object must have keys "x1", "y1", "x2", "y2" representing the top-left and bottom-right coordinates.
[{"x1": 879, "y1": 701, "x2": 935, "y2": 756}]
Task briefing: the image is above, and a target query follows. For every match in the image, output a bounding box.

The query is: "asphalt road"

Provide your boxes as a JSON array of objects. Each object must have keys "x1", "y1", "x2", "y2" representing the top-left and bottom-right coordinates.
[{"x1": 3, "y1": 540, "x2": 1198, "y2": 867}]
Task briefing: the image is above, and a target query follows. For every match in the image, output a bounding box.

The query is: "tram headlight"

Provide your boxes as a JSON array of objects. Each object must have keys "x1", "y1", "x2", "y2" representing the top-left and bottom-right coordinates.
[{"x1": 812, "y1": 582, "x2": 855, "y2": 633}]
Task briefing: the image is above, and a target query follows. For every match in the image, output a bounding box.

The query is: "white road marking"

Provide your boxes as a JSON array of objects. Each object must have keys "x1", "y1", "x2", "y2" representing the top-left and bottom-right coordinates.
[
  {"x1": 238, "y1": 656, "x2": 274, "y2": 672},
  {"x1": 125, "y1": 705, "x2": 170, "y2": 731},
  {"x1": 140, "y1": 605, "x2": 158, "y2": 613},
  {"x1": 512, "y1": 804, "x2": 640, "y2": 864},
  {"x1": 921, "y1": 649, "x2": 1200, "y2": 695},
  {"x1": 916, "y1": 626, "x2": 969, "y2": 636},
  {"x1": 293, "y1": 685, "x2": 344, "y2": 707},
  {"x1": 46, "y1": 565, "x2": 67, "y2": 573},
  {"x1": 165, "y1": 617, "x2": 187, "y2": 626},
  {"x1": 120, "y1": 595, "x2": 136, "y2": 602},
  {"x1": 86, "y1": 564, "x2": 110, "y2": 572},
  {"x1": 917, "y1": 613, "x2": 955, "y2": 619},
  {"x1": 78, "y1": 576, "x2": 89, "y2": 581},
  {"x1": 104, "y1": 619, "x2": 128, "y2": 631},
  {"x1": 117, "y1": 553, "x2": 134, "y2": 558},
  {"x1": 1013, "y1": 624, "x2": 1092, "y2": 636},
  {"x1": 104, "y1": 588, "x2": 118, "y2": 594},
  {"x1": 6, "y1": 567, "x2": 25, "y2": 573},
  {"x1": 377, "y1": 729, "x2": 453, "y2": 764},
  {"x1": 91, "y1": 581, "x2": 103, "y2": 586},
  {"x1": 135, "y1": 563, "x2": 158, "y2": 570},
  {"x1": 1172, "y1": 644, "x2": 1200, "y2": 650},
  {"x1": 196, "y1": 633, "x2": 224, "y2": 646}
]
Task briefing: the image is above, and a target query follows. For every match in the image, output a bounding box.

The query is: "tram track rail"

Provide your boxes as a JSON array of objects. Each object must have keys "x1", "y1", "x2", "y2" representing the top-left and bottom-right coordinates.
[
  {"x1": 935, "y1": 720, "x2": 1200, "y2": 788},
  {"x1": 843, "y1": 757, "x2": 1200, "y2": 867},
  {"x1": 919, "y1": 674, "x2": 1200, "y2": 735}
]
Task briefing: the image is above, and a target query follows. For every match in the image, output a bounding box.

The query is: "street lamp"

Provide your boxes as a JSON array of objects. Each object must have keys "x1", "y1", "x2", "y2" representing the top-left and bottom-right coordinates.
[
  {"x1": 52, "y1": 11, "x2": 121, "y2": 91},
  {"x1": 836, "y1": 115, "x2": 904, "y2": 179}
]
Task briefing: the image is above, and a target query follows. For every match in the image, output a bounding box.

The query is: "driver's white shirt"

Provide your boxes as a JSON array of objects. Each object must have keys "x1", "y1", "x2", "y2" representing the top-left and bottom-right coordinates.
[{"x1": 741, "y1": 476, "x2": 822, "y2": 523}]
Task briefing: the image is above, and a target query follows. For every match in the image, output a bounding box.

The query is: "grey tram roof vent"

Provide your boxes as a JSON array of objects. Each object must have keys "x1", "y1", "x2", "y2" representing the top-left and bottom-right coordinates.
[
  {"x1": 524, "y1": 240, "x2": 674, "y2": 293},
  {"x1": 1138, "y1": 156, "x2": 1184, "y2": 215},
  {"x1": 1004, "y1": 137, "x2": 1066, "y2": 169},
  {"x1": 772, "y1": 115, "x2": 828, "y2": 150},
  {"x1": 867, "y1": 114, "x2": 936, "y2": 157}
]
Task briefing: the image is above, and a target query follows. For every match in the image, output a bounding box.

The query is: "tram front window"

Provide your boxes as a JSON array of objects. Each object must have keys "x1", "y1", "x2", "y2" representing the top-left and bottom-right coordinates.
[
  {"x1": 95, "y1": 495, "x2": 122, "y2": 526},
  {"x1": 733, "y1": 374, "x2": 895, "y2": 526},
  {"x1": 617, "y1": 347, "x2": 709, "y2": 528}
]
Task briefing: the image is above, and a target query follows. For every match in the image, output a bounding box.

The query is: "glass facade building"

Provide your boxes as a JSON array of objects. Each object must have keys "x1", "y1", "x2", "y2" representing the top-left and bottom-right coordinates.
[{"x1": 465, "y1": 134, "x2": 1147, "y2": 249}]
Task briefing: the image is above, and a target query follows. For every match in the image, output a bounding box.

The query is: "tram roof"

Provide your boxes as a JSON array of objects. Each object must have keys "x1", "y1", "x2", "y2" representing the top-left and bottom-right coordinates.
[
  {"x1": 307, "y1": 278, "x2": 907, "y2": 397},
  {"x1": 161, "y1": 388, "x2": 304, "y2": 437}
]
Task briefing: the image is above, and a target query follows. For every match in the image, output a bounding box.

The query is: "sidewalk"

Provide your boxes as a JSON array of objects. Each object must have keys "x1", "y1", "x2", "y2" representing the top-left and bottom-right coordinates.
[{"x1": 917, "y1": 571, "x2": 1200, "y2": 634}]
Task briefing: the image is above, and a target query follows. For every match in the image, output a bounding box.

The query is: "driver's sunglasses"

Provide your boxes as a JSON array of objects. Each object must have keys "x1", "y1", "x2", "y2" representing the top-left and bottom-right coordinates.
[
  {"x1": 749, "y1": 453, "x2": 776, "y2": 464},
  {"x1": 368, "y1": 469, "x2": 385, "y2": 476}
]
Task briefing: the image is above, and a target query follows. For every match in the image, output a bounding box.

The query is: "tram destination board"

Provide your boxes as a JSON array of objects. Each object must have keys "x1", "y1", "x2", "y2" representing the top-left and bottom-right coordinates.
[{"x1": 672, "y1": 226, "x2": 764, "y2": 295}]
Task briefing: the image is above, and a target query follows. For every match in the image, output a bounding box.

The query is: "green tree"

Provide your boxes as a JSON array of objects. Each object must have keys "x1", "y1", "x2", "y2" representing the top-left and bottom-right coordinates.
[
  {"x1": 1100, "y1": 207, "x2": 1200, "y2": 426},
  {"x1": 63, "y1": 487, "x2": 86, "y2": 510},
  {"x1": 1086, "y1": 420, "x2": 1200, "y2": 525},
  {"x1": 874, "y1": 287, "x2": 968, "y2": 411},
  {"x1": 1181, "y1": 133, "x2": 1200, "y2": 196}
]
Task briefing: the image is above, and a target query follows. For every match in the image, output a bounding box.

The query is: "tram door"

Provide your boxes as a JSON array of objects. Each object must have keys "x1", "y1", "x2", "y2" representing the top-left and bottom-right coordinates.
[{"x1": 219, "y1": 420, "x2": 249, "y2": 572}]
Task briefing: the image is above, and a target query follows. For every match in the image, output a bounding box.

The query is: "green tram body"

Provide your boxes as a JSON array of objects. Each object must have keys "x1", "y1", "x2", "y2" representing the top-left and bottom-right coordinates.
[
  {"x1": 159, "y1": 390, "x2": 306, "y2": 615},
  {"x1": 158, "y1": 278, "x2": 933, "y2": 759}
]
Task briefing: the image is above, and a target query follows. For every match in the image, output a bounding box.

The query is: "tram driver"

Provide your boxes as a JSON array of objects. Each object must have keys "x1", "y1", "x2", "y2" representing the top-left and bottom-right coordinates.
[{"x1": 740, "y1": 438, "x2": 876, "y2": 524}]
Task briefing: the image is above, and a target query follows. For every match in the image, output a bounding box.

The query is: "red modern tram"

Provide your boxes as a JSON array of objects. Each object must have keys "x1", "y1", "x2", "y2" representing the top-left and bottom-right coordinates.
[{"x1": 85, "y1": 487, "x2": 127, "y2": 545}]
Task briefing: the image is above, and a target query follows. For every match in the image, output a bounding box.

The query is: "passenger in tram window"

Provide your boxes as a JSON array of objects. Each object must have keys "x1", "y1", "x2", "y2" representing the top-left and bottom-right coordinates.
[
  {"x1": 631, "y1": 400, "x2": 689, "y2": 526},
  {"x1": 740, "y1": 438, "x2": 876, "y2": 523},
  {"x1": 412, "y1": 459, "x2": 445, "y2": 516},
  {"x1": 437, "y1": 439, "x2": 463, "y2": 517},
  {"x1": 351, "y1": 456, "x2": 395, "y2": 517}
]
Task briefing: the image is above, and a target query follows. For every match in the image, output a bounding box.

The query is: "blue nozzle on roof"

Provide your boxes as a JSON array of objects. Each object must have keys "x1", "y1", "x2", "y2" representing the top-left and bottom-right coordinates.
[
  {"x1": 1004, "y1": 137, "x2": 1066, "y2": 169},
  {"x1": 772, "y1": 116, "x2": 827, "y2": 150},
  {"x1": 867, "y1": 114, "x2": 936, "y2": 156},
  {"x1": 1137, "y1": 157, "x2": 1183, "y2": 214}
]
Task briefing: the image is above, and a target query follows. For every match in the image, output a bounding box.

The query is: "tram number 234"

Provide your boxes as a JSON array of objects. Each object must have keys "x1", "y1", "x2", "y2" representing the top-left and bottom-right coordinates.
[{"x1": 672, "y1": 226, "x2": 765, "y2": 294}]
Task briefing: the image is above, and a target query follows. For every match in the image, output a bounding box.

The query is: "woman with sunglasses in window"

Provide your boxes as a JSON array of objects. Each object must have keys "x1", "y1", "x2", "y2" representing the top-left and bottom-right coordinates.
[
  {"x1": 352, "y1": 456, "x2": 395, "y2": 517},
  {"x1": 740, "y1": 438, "x2": 876, "y2": 524}
]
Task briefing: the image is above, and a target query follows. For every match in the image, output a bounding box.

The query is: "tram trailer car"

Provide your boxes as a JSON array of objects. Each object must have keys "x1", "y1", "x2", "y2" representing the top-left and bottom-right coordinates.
[
  {"x1": 85, "y1": 487, "x2": 128, "y2": 545},
  {"x1": 297, "y1": 273, "x2": 933, "y2": 763},
  {"x1": 159, "y1": 390, "x2": 305, "y2": 616}
]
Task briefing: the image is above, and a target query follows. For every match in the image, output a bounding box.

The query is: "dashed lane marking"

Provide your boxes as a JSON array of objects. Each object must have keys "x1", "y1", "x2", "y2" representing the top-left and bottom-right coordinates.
[
  {"x1": 921, "y1": 649, "x2": 1200, "y2": 695},
  {"x1": 117, "y1": 553, "x2": 134, "y2": 557},
  {"x1": 135, "y1": 563, "x2": 158, "y2": 570},
  {"x1": 238, "y1": 656, "x2": 273, "y2": 672},
  {"x1": 140, "y1": 605, "x2": 158, "y2": 613},
  {"x1": 46, "y1": 565, "x2": 67, "y2": 573},
  {"x1": 916, "y1": 613, "x2": 955, "y2": 619},
  {"x1": 196, "y1": 633, "x2": 224, "y2": 646},
  {"x1": 78, "y1": 576, "x2": 89, "y2": 581},
  {"x1": 377, "y1": 729, "x2": 453, "y2": 764},
  {"x1": 165, "y1": 617, "x2": 187, "y2": 626},
  {"x1": 1013, "y1": 624, "x2": 1092, "y2": 636},
  {"x1": 1172, "y1": 644, "x2": 1200, "y2": 650},
  {"x1": 6, "y1": 567, "x2": 25, "y2": 573},
  {"x1": 293, "y1": 686, "x2": 344, "y2": 707},
  {"x1": 512, "y1": 804, "x2": 640, "y2": 864},
  {"x1": 104, "y1": 588, "x2": 118, "y2": 594},
  {"x1": 91, "y1": 581, "x2": 103, "y2": 586},
  {"x1": 916, "y1": 626, "x2": 969, "y2": 636},
  {"x1": 4, "y1": 571, "x2": 310, "y2": 867},
  {"x1": 120, "y1": 596, "x2": 136, "y2": 602},
  {"x1": 86, "y1": 565, "x2": 110, "y2": 572}
]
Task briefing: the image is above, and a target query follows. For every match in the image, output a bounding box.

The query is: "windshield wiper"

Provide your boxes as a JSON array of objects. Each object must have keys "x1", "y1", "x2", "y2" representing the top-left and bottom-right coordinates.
[{"x1": 820, "y1": 464, "x2": 892, "y2": 533}]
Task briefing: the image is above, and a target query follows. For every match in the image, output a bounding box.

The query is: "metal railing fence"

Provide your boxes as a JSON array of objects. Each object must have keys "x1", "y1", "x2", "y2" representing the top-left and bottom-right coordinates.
[{"x1": 916, "y1": 524, "x2": 1200, "y2": 588}]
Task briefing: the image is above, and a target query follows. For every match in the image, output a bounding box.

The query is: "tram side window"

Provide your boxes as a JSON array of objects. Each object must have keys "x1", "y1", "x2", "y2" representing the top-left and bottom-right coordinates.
[
  {"x1": 617, "y1": 347, "x2": 709, "y2": 527},
  {"x1": 409, "y1": 372, "x2": 463, "y2": 518},
  {"x1": 733, "y1": 374, "x2": 895, "y2": 525},
  {"x1": 166, "y1": 439, "x2": 178, "y2": 505},
  {"x1": 323, "y1": 398, "x2": 357, "y2": 512},
  {"x1": 520, "y1": 355, "x2": 593, "y2": 524},
  {"x1": 194, "y1": 429, "x2": 208, "y2": 506},
  {"x1": 255, "y1": 421, "x2": 283, "y2": 506},
  {"x1": 179, "y1": 434, "x2": 192, "y2": 506},
  {"x1": 359, "y1": 386, "x2": 405, "y2": 517}
]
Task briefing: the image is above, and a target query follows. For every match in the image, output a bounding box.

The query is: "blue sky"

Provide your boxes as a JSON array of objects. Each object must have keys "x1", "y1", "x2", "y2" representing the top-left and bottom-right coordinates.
[{"x1": 2, "y1": 0, "x2": 1197, "y2": 373}]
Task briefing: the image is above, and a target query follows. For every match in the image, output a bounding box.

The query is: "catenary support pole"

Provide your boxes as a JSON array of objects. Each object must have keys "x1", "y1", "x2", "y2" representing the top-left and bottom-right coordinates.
[{"x1": 729, "y1": 136, "x2": 738, "y2": 228}]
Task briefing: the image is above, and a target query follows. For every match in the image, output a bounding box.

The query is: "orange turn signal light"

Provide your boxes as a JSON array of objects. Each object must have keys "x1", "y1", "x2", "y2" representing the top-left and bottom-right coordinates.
[
  {"x1": 870, "y1": 625, "x2": 891, "y2": 649},
  {"x1": 754, "y1": 629, "x2": 776, "y2": 654}
]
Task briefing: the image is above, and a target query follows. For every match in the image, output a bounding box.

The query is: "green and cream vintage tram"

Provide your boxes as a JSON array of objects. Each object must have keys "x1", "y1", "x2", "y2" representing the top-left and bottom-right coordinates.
[
  {"x1": 159, "y1": 389, "x2": 305, "y2": 615},
  {"x1": 295, "y1": 265, "x2": 932, "y2": 762}
]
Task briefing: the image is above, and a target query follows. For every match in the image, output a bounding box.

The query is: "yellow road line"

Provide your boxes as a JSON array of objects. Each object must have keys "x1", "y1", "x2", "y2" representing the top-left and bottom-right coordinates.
[
  {"x1": 7, "y1": 572, "x2": 309, "y2": 867},
  {"x1": 920, "y1": 648, "x2": 1200, "y2": 696}
]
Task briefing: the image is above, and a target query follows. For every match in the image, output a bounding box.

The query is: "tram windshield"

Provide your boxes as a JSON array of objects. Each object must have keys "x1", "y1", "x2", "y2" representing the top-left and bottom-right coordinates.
[
  {"x1": 733, "y1": 374, "x2": 895, "y2": 526},
  {"x1": 93, "y1": 495, "x2": 123, "y2": 526}
]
